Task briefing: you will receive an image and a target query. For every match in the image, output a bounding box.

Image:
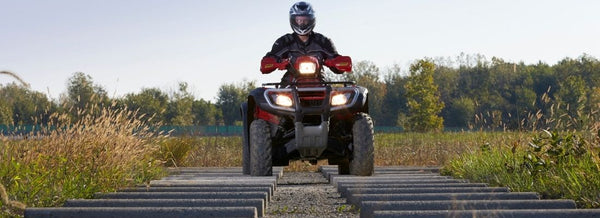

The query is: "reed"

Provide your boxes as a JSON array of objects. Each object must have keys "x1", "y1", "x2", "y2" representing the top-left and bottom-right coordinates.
[
  {"x1": 0, "y1": 71, "x2": 30, "y2": 88},
  {"x1": 0, "y1": 106, "x2": 166, "y2": 217}
]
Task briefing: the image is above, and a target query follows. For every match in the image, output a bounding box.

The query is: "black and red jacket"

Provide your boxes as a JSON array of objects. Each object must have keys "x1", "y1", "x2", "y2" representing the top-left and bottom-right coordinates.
[{"x1": 263, "y1": 32, "x2": 344, "y2": 78}]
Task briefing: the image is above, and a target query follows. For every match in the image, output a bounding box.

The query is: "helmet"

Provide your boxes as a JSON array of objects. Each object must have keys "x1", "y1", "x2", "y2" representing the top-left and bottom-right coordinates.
[{"x1": 289, "y1": 2, "x2": 316, "y2": 35}]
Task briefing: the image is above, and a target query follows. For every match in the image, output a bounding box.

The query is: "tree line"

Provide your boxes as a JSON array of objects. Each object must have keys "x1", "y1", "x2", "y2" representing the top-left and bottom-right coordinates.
[{"x1": 1, "y1": 53, "x2": 598, "y2": 132}]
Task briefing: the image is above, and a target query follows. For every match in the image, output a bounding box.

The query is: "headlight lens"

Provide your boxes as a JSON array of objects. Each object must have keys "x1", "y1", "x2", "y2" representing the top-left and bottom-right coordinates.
[
  {"x1": 298, "y1": 62, "x2": 316, "y2": 74},
  {"x1": 274, "y1": 94, "x2": 293, "y2": 107},
  {"x1": 331, "y1": 93, "x2": 351, "y2": 106}
]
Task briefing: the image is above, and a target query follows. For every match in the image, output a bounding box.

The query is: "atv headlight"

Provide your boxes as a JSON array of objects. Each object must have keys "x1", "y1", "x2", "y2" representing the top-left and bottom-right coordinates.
[
  {"x1": 331, "y1": 93, "x2": 351, "y2": 106},
  {"x1": 274, "y1": 94, "x2": 293, "y2": 107},
  {"x1": 298, "y1": 62, "x2": 316, "y2": 74}
]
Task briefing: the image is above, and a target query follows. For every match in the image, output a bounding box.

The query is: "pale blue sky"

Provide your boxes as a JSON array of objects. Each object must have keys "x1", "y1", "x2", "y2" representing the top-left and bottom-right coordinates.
[{"x1": 2, "y1": 0, "x2": 598, "y2": 101}]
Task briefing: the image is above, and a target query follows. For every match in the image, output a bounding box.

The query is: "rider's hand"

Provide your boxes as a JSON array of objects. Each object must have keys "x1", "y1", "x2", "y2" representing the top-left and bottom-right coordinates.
[
  {"x1": 325, "y1": 56, "x2": 352, "y2": 73},
  {"x1": 260, "y1": 57, "x2": 278, "y2": 74}
]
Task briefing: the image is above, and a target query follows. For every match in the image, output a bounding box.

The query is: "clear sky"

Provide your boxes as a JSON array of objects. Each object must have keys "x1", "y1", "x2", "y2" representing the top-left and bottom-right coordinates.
[{"x1": 2, "y1": 0, "x2": 599, "y2": 101}]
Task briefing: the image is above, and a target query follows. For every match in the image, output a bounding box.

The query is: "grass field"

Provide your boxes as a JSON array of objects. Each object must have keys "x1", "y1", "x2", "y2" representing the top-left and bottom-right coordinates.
[
  {"x1": 164, "y1": 131, "x2": 525, "y2": 169},
  {"x1": 2, "y1": 118, "x2": 599, "y2": 217}
]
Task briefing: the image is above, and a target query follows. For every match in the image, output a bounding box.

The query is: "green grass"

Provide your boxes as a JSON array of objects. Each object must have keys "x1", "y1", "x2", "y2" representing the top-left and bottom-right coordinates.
[{"x1": 441, "y1": 130, "x2": 600, "y2": 208}]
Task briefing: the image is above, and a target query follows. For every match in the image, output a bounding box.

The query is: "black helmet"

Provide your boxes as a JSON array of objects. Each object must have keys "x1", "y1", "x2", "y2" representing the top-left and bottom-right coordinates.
[{"x1": 289, "y1": 2, "x2": 315, "y2": 35}]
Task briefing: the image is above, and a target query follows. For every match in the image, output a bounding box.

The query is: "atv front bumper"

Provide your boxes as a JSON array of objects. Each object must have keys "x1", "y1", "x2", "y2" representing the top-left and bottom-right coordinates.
[{"x1": 257, "y1": 85, "x2": 365, "y2": 159}]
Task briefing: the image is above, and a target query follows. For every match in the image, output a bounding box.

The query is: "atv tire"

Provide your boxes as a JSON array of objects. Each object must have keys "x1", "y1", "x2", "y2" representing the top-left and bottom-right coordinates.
[
  {"x1": 242, "y1": 128, "x2": 250, "y2": 175},
  {"x1": 241, "y1": 102, "x2": 251, "y2": 175},
  {"x1": 350, "y1": 112, "x2": 374, "y2": 176},
  {"x1": 249, "y1": 119, "x2": 273, "y2": 176}
]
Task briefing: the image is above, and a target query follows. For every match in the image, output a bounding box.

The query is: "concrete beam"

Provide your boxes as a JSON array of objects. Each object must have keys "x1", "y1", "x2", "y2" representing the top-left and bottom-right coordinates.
[
  {"x1": 360, "y1": 200, "x2": 577, "y2": 217},
  {"x1": 95, "y1": 191, "x2": 269, "y2": 202},
  {"x1": 371, "y1": 209, "x2": 600, "y2": 218},
  {"x1": 64, "y1": 199, "x2": 265, "y2": 217},
  {"x1": 119, "y1": 186, "x2": 272, "y2": 196},
  {"x1": 342, "y1": 187, "x2": 509, "y2": 197},
  {"x1": 25, "y1": 207, "x2": 257, "y2": 218},
  {"x1": 346, "y1": 192, "x2": 540, "y2": 205}
]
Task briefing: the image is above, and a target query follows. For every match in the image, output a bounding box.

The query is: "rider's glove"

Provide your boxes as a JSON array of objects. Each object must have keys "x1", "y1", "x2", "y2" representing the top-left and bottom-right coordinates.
[
  {"x1": 260, "y1": 57, "x2": 278, "y2": 74},
  {"x1": 325, "y1": 56, "x2": 353, "y2": 73}
]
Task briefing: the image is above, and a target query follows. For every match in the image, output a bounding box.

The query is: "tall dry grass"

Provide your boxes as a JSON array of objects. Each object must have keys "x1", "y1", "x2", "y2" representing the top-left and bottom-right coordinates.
[
  {"x1": 161, "y1": 132, "x2": 489, "y2": 172},
  {"x1": 0, "y1": 71, "x2": 30, "y2": 87},
  {"x1": 374, "y1": 131, "x2": 528, "y2": 166},
  {"x1": 159, "y1": 136, "x2": 242, "y2": 167},
  {"x1": 0, "y1": 106, "x2": 167, "y2": 216}
]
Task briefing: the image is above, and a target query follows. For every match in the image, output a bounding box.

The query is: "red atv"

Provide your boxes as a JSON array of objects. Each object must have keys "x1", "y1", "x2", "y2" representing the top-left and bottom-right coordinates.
[{"x1": 240, "y1": 55, "x2": 374, "y2": 176}]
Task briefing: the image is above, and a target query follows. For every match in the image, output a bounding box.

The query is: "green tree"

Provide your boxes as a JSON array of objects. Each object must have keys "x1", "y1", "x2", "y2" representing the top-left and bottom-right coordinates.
[
  {"x1": 554, "y1": 54, "x2": 600, "y2": 89},
  {"x1": 445, "y1": 97, "x2": 475, "y2": 128},
  {"x1": 0, "y1": 83, "x2": 55, "y2": 125},
  {"x1": 432, "y1": 61, "x2": 461, "y2": 128},
  {"x1": 512, "y1": 86, "x2": 538, "y2": 129},
  {"x1": 554, "y1": 75, "x2": 587, "y2": 129},
  {"x1": 62, "y1": 72, "x2": 109, "y2": 119},
  {"x1": 123, "y1": 88, "x2": 169, "y2": 125},
  {"x1": 404, "y1": 59, "x2": 444, "y2": 132},
  {"x1": 0, "y1": 97, "x2": 13, "y2": 125},
  {"x1": 193, "y1": 99, "x2": 221, "y2": 125},
  {"x1": 217, "y1": 80, "x2": 255, "y2": 125},
  {"x1": 528, "y1": 61, "x2": 557, "y2": 128},
  {"x1": 433, "y1": 64, "x2": 459, "y2": 110},
  {"x1": 347, "y1": 61, "x2": 386, "y2": 125},
  {"x1": 381, "y1": 65, "x2": 408, "y2": 126},
  {"x1": 166, "y1": 82, "x2": 195, "y2": 126},
  {"x1": 588, "y1": 87, "x2": 600, "y2": 123}
]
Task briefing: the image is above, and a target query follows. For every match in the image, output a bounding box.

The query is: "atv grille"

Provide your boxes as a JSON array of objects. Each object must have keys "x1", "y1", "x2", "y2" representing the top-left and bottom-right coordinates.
[
  {"x1": 300, "y1": 99, "x2": 323, "y2": 107},
  {"x1": 299, "y1": 91, "x2": 325, "y2": 107}
]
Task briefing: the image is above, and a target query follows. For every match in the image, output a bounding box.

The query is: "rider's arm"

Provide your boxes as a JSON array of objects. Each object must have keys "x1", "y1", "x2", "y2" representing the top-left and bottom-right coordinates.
[
  {"x1": 314, "y1": 34, "x2": 344, "y2": 74},
  {"x1": 261, "y1": 34, "x2": 294, "y2": 74},
  {"x1": 264, "y1": 34, "x2": 294, "y2": 60}
]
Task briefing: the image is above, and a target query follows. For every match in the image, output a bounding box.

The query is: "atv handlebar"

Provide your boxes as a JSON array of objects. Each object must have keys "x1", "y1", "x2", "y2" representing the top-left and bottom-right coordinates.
[
  {"x1": 260, "y1": 57, "x2": 288, "y2": 74},
  {"x1": 262, "y1": 81, "x2": 356, "y2": 88},
  {"x1": 325, "y1": 56, "x2": 352, "y2": 72},
  {"x1": 260, "y1": 55, "x2": 352, "y2": 74}
]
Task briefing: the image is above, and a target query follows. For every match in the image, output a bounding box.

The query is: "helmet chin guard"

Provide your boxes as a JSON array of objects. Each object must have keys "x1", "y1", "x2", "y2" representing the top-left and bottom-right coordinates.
[{"x1": 289, "y1": 1, "x2": 316, "y2": 35}]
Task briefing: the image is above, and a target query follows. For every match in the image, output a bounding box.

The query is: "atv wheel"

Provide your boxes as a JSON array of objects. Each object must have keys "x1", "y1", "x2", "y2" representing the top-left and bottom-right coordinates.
[
  {"x1": 241, "y1": 103, "x2": 250, "y2": 175},
  {"x1": 350, "y1": 113, "x2": 374, "y2": 176},
  {"x1": 250, "y1": 119, "x2": 273, "y2": 176},
  {"x1": 242, "y1": 128, "x2": 250, "y2": 175}
]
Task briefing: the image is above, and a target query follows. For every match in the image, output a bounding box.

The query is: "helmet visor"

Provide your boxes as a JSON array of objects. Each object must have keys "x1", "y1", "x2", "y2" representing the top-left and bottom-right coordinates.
[
  {"x1": 296, "y1": 16, "x2": 312, "y2": 24},
  {"x1": 290, "y1": 15, "x2": 315, "y2": 35}
]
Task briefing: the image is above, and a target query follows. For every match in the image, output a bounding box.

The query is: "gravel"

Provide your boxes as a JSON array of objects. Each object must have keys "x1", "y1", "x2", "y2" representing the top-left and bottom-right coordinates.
[{"x1": 266, "y1": 172, "x2": 358, "y2": 218}]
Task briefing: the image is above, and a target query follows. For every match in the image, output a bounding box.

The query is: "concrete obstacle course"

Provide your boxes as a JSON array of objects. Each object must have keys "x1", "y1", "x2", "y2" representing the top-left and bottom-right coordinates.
[
  {"x1": 23, "y1": 165, "x2": 600, "y2": 217},
  {"x1": 319, "y1": 165, "x2": 600, "y2": 218},
  {"x1": 25, "y1": 167, "x2": 283, "y2": 218}
]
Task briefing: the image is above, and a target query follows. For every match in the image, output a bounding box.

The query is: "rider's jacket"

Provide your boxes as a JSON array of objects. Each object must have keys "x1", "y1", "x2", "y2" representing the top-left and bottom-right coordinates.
[{"x1": 264, "y1": 32, "x2": 343, "y2": 84}]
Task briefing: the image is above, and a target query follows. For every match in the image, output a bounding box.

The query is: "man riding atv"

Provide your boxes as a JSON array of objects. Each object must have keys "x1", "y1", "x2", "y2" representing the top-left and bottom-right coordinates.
[
  {"x1": 261, "y1": 1, "x2": 343, "y2": 84},
  {"x1": 241, "y1": 1, "x2": 374, "y2": 176}
]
